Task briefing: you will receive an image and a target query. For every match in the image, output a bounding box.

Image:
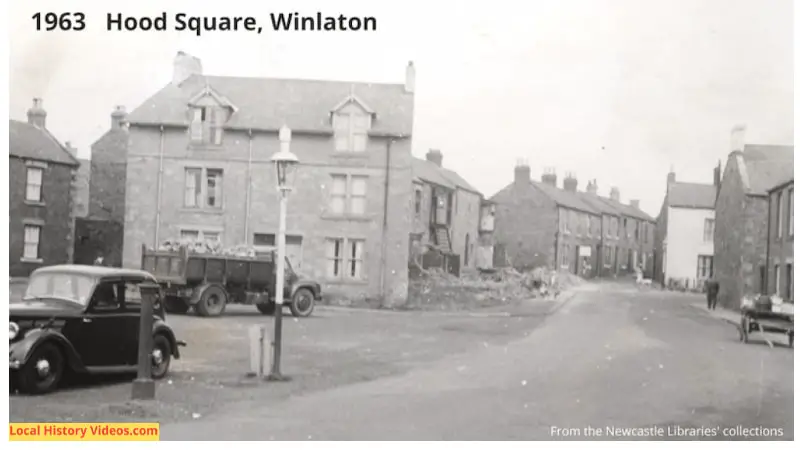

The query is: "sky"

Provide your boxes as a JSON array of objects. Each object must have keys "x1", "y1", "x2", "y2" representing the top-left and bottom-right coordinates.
[{"x1": 8, "y1": 0, "x2": 794, "y2": 217}]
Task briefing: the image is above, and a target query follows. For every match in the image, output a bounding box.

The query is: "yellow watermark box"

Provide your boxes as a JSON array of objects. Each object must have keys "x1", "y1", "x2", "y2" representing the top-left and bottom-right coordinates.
[{"x1": 9, "y1": 423, "x2": 160, "y2": 441}]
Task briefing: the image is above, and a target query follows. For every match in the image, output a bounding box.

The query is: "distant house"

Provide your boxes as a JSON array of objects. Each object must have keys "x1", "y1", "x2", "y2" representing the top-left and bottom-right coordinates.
[
  {"x1": 713, "y1": 127, "x2": 793, "y2": 309},
  {"x1": 765, "y1": 178, "x2": 793, "y2": 302},
  {"x1": 115, "y1": 51, "x2": 416, "y2": 305},
  {"x1": 9, "y1": 98, "x2": 80, "y2": 276},
  {"x1": 490, "y1": 162, "x2": 655, "y2": 278},
  {"x1": 409, "y1": 149, "x2": 493, "y2": 274},
  {"x1": 654, "y1": 169, "x2": 717, "y2": 290}
]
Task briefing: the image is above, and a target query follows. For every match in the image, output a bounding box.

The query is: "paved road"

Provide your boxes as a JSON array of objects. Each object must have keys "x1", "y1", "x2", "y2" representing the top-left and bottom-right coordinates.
[{"x1": 162, "y1": 284, "x2": 794, "y2": 440}]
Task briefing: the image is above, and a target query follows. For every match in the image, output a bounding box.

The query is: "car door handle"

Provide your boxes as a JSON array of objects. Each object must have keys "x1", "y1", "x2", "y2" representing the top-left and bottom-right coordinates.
[{"x1": 83, "y1": 318, "x2": 92, "y2": 323}]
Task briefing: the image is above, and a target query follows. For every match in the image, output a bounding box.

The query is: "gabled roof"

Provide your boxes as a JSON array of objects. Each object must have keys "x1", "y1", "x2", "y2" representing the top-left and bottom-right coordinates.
[
  {"x1": 666, "y1": 182, "x2": 717, "y2": 209},
  {"x1": 9, "y1": 120, "x2": 79, "y2": 166},
  {"x1": 187, "y1": 85, "x2": 239, "y2": 112},
  {"x1": 766, "y1": 177, "x2": 794, "y2": 194},
  {"x1": 126, "y1": 74, "x2": 413, "y2": 136},
  {"x1": 330, "y1": 94, "x2": 375, "y2": 115},
  {"x1": 412, "y1": 157, "x2": 482, "y2": 195},
  {"x1": 740, "y1": 145, "x2": 794, "y2": 196}
]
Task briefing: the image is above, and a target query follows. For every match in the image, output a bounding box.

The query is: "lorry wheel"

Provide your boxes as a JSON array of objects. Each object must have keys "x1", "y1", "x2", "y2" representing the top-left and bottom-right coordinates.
[
  {"x1": 289, "y1": 288, "x2": 315, "y2": 318},
  {"x1": 256, "y1": 302, "x2": 276, "y2": 315},
  {"x1": 196, "y1": 285, "x2": 227, "y2": 317},
  {"x1": 165, "y1": 296, "x2": 190, "y2": 314},
  {"x1": 15, "y1": 342, "x2": 64, "y2": 395}
]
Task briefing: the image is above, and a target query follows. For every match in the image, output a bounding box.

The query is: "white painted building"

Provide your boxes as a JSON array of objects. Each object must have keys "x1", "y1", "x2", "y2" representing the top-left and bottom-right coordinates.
[{"x1": 654, "y1": 172, "x2": 718, "y2": 290}]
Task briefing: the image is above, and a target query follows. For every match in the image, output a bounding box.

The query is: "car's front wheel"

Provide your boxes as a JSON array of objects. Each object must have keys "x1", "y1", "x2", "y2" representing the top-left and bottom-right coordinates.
[
  {"x1": 151, "y1": 334, "x2": 172, "y2": 379},
  {"x1": 15, "y1": 342, "x2": 65, "y2": 395}
]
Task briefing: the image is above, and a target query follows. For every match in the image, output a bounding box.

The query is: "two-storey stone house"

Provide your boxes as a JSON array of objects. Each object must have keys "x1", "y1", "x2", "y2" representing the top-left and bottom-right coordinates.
[
  {"x1": 713, "y1": 126, "x2": 793, "y2": 309},
  {"x1": 9, "y1": 99, "x2": 80, "y2": 276},
  {"x1": 654, "y1": 169, "x2": 717, "y2": 290},
  {"x1": 491, "y1": 162, "x2": 655, "y2": 278},
  {"x1": 765, "y1": 178, "x2": 793, "y2": 302},
  {"x1": 409, "y1": 149, "x2": 488, "y2": 273},
  {"x1": 119, "y1": 52, "x2": 415, "y2": 305}
]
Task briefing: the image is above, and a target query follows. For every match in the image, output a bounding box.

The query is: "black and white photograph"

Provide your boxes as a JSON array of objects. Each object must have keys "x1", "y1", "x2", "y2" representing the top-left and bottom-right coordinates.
[{"x1": 3, "y1": 0, "x2": 796, "y2": 442}]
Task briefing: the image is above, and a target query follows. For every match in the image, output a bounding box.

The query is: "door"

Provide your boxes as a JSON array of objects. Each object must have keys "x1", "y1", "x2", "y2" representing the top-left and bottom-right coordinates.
[{"x1": 71, "y1": 280, "x2": 129, "y2": 367}]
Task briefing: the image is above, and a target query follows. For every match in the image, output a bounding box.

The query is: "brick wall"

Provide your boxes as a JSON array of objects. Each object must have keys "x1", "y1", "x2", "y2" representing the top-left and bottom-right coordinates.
[
  {"x1": 491, "y1": 182, "x2": 558, "y2": 271},
  {"x1": 767, "y1": 182, "x2": 794, "y2": 300},
  {"x1": 89, "y1": 129, "x2": 129, "y2": 222},
  {"x1": 123, "y1": 125, "x2": 412, "y2": 306},
  {"x1": 451, "y1": 188, "x2": 482, "y2": 269},
  {"x1": 714, "y1": 154, "x2": 748, "y2": 309},
  {"x1": 9, "y1": 157, "x2": 75, "y2": 276}
]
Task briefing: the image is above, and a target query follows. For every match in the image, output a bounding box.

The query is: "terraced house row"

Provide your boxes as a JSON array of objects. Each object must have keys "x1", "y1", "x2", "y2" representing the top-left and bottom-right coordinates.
[{"x1": 490, "y1": 162, "x2": 656, "y2": 278}]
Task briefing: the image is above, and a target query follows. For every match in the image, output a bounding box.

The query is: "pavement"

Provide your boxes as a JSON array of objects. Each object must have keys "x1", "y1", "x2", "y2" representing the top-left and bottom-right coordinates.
[{"x1": 162, "y1": 282, "x2": 794, "y2": 441}]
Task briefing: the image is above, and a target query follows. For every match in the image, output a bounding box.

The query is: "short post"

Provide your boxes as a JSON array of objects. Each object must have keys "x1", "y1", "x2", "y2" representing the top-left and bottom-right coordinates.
[
  {"x1": 131, "y1": 283, "x2": 158, "y2": 400},
  {"x1": 247, "y1": 325, "x2": 267, "y2": 377}
]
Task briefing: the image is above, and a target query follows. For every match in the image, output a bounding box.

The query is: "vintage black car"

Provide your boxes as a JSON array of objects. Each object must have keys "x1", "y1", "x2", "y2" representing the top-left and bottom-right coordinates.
[{"x1": 10, "y1": 265, "x2": 185, "y2": 395}]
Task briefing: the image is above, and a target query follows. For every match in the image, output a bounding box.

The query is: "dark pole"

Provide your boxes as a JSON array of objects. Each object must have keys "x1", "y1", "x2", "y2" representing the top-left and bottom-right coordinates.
[
  {"x1": 131, "y1": 283, "x2": 157, "y2": 399},
  {"x1": 267, "y1": 189, "x2": 290, "y2": 382}
]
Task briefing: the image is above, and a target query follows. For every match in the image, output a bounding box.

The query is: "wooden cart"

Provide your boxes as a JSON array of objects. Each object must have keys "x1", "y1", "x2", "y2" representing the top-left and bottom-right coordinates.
[{"x1": 739, "y1": 307, "x2": 794, "y2": 348}]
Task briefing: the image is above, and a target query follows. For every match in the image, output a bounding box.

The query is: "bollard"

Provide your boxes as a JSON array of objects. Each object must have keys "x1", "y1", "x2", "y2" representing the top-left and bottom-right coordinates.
[
  {"x1": 247, "y1": 325, "x2": 267, "y2": 377},
  {"x1": 131, "y1": 283, "x2": 159, "y2": 400}
]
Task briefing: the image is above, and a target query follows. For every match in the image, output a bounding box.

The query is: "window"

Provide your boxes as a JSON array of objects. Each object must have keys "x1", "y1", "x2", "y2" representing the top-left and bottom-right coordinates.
[
  {"x1": 25, "y1": 167, "x2": 43, "y2": 202},
  {"x1": 611, "y1": 218, "x2": 619, "y2": 239},
  {"x1": 23, "y1": 225, "x2": 41, "y2": 260},
  {"x1": 329, "y1": 174, "x2": 368, "y2": 215},
  {"x1": 569, "y1": 211, "x2": 579, "y2": 235},
  {"x1": 560, "y1": 243, "x2": 569, "y2": 267},
  {"x1": 622, "y1": 218, "x2": 628, "y2": 238},
  {"x1": 184, "y1": 168, "x2": 223, "y2": 209},
  {"x1": 604, "y1": 245, "x2": 612, "y2": 266},
  {"x1": 788, "y1": 188, "x2": 794, "y2": 238},
  {"x1": 189, "y1": 106, "x2": 225, "y2": 145},
  {"x1": 774, "y1": 264, "x2": 781, "y2": 295},
  {"x1": 123, "y1": 282, "x2": 143, "y2": 308},
  {"x1": 560, "y1": 209, "x2": 569, "y2": 234},
  {"x1": 414, "y1": 188, "x2": 422, "y2": 216},
  {"x1": 325, "y1": 238, "x2": 365, "y2": 280},
  {"x1": 180, "y1": 229, "x2": 220, "y2": 242},
  {"x1": 697, "y1": 255, "x2": 713, "y2": 279},
  {"x1": 776, "y1": 191, "x2": 784, "y2": 239},
  {"x1": 703, "y1": 218, "x2": 714, "y2": 242},
  {"x1": 786, "y1": 264, "x2": 793, "y2": 301},
  {"x1": 585, "y1": 215, "x2": 592, "y2": 237},
  {"x1": 333, "y1": 112, "x2": 369, "y2": 152}
]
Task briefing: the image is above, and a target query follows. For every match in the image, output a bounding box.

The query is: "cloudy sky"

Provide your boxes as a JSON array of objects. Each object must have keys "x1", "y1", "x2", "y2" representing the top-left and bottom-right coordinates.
[{"x1": 9, "y1": 0, "x2": 794, "y2": 216}]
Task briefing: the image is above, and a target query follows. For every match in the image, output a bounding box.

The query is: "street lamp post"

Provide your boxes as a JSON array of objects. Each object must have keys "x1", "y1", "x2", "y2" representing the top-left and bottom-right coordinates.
[
  {"x1": 266, "y1": 125, "x2": 299, "y2": 382},
  {"x1": 131, "y1": 282, "x2": 160, "y2": 400}
]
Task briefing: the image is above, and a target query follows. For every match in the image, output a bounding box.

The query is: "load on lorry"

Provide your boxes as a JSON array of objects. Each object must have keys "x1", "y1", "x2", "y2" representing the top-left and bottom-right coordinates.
[{"x1": 140, "y1": 241, "x2": 322, "y2": 318}]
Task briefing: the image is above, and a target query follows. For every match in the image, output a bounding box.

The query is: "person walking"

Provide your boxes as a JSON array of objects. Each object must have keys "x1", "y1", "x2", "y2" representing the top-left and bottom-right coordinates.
[{"x1": 706, "y1": 279, "x2": 720, "y2": 310}]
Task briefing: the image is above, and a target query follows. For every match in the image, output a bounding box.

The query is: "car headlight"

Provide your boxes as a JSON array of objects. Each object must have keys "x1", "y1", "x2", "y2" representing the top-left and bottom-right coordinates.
[{"x1": 10, "y1": 322, "x2": 19, "y2": 341}]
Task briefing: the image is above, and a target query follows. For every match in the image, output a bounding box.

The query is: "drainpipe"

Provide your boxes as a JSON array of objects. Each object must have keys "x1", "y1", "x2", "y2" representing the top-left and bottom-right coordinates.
[
  {"x1": 244, "y1": 129, "x2": 253, "y2": 243},
  {"x1": 379, "y1": 138, "x2": 393, "y2": 306},
  {"x1": 154, "y1": 126, "x2": 165, "y2": 245},
  {"x1": 765, "y1": 195, "x2": 772, "y2": 295}
]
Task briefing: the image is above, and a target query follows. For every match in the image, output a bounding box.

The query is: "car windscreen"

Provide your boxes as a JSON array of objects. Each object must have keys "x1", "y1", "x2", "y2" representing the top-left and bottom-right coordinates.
[{"x1": 24, "y1": 273, "x2": 96, "y2": 306}]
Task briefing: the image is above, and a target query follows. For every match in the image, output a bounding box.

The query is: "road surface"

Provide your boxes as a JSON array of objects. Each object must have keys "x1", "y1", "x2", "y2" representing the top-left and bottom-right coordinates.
[{"x1": 162, "y1": 283, "x2": 794, "y2": 440}]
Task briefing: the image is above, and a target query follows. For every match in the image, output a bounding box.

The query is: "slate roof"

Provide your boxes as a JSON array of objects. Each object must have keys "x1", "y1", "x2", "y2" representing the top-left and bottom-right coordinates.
[
  {"x1": 126, "y1": 74, "x2": 414, "y2": 137},
  {"x1": 741, "y1": 144, "x2": 794, "y2": 196},
  {"x1": 665, "y1": 182, "x2": 717, "y2": 209},
  {"x1": 766, "y1": 178, "x2": 794, "y2": 193},
  {"x1": 9, "y1": 120, "x2": 79, "y2": 166},
  {"x1": 412, "y1": 158, "x2": 481, "y2": 195}
]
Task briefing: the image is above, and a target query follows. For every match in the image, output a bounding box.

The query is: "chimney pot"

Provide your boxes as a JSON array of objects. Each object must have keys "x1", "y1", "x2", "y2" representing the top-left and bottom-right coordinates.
[
  {"x1": 425, "y1": 149, "x2": 442, "y2": 167},
  {"x1": 563, "y1": 172, "x2": 578, "y2": 192},
  {"x1": 111, "y1": 105, "x2": 128, "y2": 130},
  {"x1": 610, "y1": 187, "x2": 621, "y2": 202},
  {"x1": 172, "y1": 51, "x2": 203, "y2": 86},
  {"x1": 629, "y1": 199, "x2": 640, "y2": 209},
  {"x1": 405, "y1": 61, "x2": 415, "y2": 94},
  {"x1": 27, "y1": 97, "x2": 47, "y2": 128},
  {"x1": 541, "y1": 168, "x2": 557, "y2": 187}
]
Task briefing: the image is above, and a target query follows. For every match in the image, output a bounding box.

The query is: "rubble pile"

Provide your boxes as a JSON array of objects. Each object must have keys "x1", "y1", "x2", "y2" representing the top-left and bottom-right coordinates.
[
  {"x1": 406, "y1": 266, "x2": 583, "y2": 311},
  {"x1": 150, "y1": 240, "x2": 272, "y2": 259}
]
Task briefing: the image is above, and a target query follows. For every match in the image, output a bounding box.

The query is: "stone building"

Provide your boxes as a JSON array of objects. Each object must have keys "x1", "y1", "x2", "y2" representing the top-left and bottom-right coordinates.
[
  {"x1": 409, "y1": 149, "x2": 489, "y2": 274},
  {"x1": 9, "y1": 99, "x2": 80, "y2": 276},
  {"x1": 654, "y1": 169, "x2": 717, "y2": 290},
  {"x1": 490, "y1": 162, "x2": 655, "y2": 278},
  {"x1": 118, "y1": 52, "x2": 416, "y2": 305},
  {"x1": 713, "y1": 126, "x2": 793, "y2": 309},
  {"x1": 765, "y1": 178, "x2": 793, "y2": 301}
]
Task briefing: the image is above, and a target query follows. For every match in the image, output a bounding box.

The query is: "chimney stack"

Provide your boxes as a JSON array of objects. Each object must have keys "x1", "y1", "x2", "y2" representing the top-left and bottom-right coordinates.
[
  {"x1": 610, "y1": 187, "x2": 620, "y2": 202},
  {"x1": 172, "y1": 51, "x2": 203, "y2": 86},
  {"x1": 563, "y1": 172, "x2": 578, "y2": 192},
  {"x1": 111, "y1": 105, "x2": 128, "y2": 130},
  {"x1": 730, "y1": 124, "x2": 746, "y2": 153},
  {"x1": 27, "y1": 98, "x2": 47, "y2": 128},
  {"x1": 586, "y1": 179, "x2": 598, "y2": 195},
  {"x1": 667, "y1": 166, "x2": 676, "y2": 185},
  {"x1": 541, "y1": 167, "x2": 557, "y2": 187},
  {"x1": 629, "y1": 199, "x2": 640, "y2": 210},
  {"x1": 425, "y1": 149, "x2": 443, "y2": 167},
  {"x1": 404, "y1": 61, "x2": 415, "y2": 94},
  {"x1": 514, "y1": 159, "x2": 531, "y2": 187}
]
